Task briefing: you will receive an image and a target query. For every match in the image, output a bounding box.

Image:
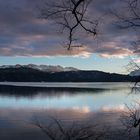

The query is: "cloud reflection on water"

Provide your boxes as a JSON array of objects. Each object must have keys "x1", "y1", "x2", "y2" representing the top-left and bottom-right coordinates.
[{"x1": 0, "y1": 83, "x2": 140, "y2": 139}]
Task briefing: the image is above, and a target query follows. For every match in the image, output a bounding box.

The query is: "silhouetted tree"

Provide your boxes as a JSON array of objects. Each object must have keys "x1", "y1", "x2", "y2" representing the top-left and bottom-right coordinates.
[
  {"x1": 40, "y1": 0, "x2": 99, "y2": 50},
  {"x1": 113, "y1": 2, "x2": 140, "y2": 138},
  {"x1": 111, "y1": 0, "x2": 140, "y2": 86}
]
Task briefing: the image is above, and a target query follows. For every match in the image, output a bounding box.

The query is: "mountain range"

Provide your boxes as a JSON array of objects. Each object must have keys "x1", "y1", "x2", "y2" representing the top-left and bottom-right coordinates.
[
  {"x1": 0, "y1": 64, "x2": 78, "y2": 72},
  {"x1": 0, "y1": 64, "x2": 138, "y2": 82}
]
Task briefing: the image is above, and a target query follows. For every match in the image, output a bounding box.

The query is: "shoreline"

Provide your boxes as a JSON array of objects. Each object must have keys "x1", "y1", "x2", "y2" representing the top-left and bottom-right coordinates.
[{"x1": 0, "y1": 82, "x2": 132, "y2": 88}]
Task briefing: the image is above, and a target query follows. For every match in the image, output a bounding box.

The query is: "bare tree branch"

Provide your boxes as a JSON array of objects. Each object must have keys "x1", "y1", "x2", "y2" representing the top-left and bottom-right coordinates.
[
  {"x1": 33, "y1": 116, "x2": 105, "y2": 140},
  {"x1": 120, "y1": 103, "x2": 140, "y2": 139},
  {"x1": 39, "y1": 0, "x2": 98, "y2": 50},
  {"x1": 111, "y1": 0, "x2": 140, "y2": 29}
]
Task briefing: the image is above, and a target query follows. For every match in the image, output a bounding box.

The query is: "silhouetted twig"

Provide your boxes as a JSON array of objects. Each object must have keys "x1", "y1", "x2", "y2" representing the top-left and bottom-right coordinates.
[{"x1": 33, "y1": 116, "x2": 105, "y2": 140}]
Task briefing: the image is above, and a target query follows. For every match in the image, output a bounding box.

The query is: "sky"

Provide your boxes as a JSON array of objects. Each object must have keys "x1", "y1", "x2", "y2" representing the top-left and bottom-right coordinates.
[{"x1": 0, "y1": 0, "x2": 139, "y2": 74}]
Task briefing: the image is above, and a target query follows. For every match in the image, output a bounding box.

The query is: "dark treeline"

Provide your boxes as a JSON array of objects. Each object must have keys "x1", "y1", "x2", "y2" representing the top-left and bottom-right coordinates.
[{"x1": 0, "y1": 67, "x2": 137, "y2": 82}]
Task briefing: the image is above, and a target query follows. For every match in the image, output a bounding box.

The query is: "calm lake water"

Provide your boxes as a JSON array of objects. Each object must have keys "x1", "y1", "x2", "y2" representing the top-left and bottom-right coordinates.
[
  {"x1": 0, "y1": 82, "x2": 140, "y2": 140},
  {"x1": 0, "y1": 82, "x2": 139, "y2": 111}
]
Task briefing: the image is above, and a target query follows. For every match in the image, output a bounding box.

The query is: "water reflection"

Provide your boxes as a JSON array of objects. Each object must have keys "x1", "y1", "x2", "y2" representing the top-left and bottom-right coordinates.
[
  {"x1": 0, "y1": 83, "x2": 139, "y2": 140},
  {"x1": 0, "y1": 83, "x2": 139, "y2": 111}
]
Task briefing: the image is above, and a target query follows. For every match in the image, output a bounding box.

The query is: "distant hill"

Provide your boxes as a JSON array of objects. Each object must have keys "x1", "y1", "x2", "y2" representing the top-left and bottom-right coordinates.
[
  {"x1": 0, "y1": 64, "x2": 136, "y2": 82},
  {"x1": 129, "y1": 70, "x2": 140, "y2": 76}
]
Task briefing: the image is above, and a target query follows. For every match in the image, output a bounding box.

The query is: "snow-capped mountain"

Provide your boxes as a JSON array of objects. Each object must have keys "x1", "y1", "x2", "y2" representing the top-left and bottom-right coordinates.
[
  {"x1": 0, "y1": 64, "x2": 79, "y2": 72},
  {"x1": 129, "y1": 70, "x2": 140, "y2": 76}
]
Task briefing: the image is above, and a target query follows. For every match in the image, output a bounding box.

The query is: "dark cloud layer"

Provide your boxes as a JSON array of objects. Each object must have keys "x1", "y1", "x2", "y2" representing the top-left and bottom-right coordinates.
[{"x1": 0, "y1": 0, "x2": 139, "y2": 58}]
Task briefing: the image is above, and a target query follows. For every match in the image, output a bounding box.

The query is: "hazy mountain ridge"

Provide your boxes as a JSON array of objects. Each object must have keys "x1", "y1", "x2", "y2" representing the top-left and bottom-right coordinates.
[
  {"x1": 0, "y1": 65, "x2": 136, "y2": 82},
  {"x1": 0, "y1": 64, "x2": 79, "y2": 72}
]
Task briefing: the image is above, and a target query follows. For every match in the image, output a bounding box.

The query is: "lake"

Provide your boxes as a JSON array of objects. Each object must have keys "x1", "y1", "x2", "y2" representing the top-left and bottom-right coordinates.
[{"x1": 0, "y1": 82, "x2": 140, "y2": 140}]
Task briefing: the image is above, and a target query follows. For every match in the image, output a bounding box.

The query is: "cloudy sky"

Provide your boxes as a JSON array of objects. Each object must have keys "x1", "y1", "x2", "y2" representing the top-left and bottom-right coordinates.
[{"x1": 0, "y1": 0, "x2": 139, "y2": 74}]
